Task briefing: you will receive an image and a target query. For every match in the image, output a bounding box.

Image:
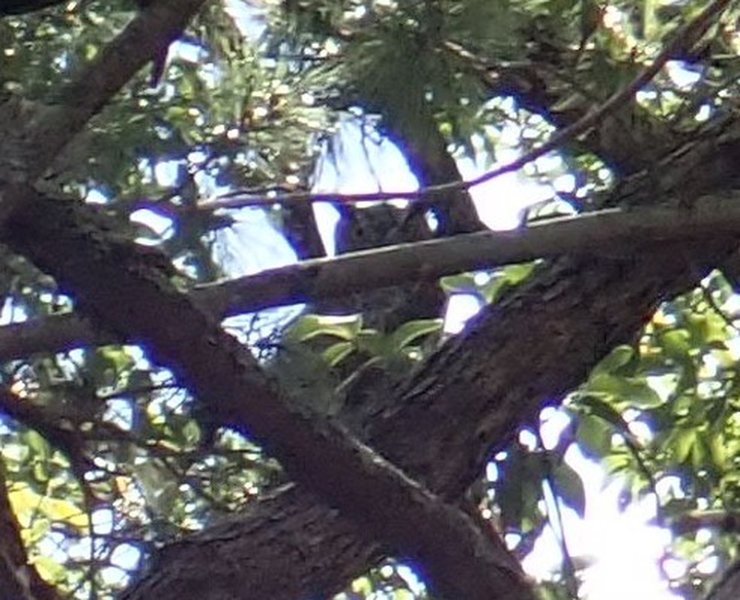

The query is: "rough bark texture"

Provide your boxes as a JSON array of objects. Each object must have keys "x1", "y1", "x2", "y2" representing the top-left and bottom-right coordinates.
[
  {"x1": 707, "y1": 562, "x2": 740, "y2": 600},
  {"x1": 0, "y1": 2, "x2": 737, "y2": 597},
  {"x1": 6, "y1": 201, "x2": 740, "y2": 357},
  {"x1": 0, "y1": 0, "x2": 64, "y2": 15},
  {"x1": 120, "y1": 250, "x2": 732, "y2": 600}
]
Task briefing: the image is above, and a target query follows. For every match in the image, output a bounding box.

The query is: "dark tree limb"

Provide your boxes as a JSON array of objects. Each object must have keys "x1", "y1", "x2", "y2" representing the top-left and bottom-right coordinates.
[
  {"x1": 0, "y1": 1, "x2": 737, "y2": 598},
  {"x1": 0, "y1": 0, "x2": 208, "y2": 184},
  {"x1": 672, "y1": 510, "x2": 740, "y2": 535},
  {"x1": 0, "y1": 0, "x2": 64, "y2": 15},
  {"x1": 707, "y1": 562, "x2": 740, "y2": 600}
]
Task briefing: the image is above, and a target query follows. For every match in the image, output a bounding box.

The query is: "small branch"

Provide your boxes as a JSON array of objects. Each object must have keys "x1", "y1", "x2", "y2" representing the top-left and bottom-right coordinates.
[
  {"x1": 0, "y1": 1, "x2": 66, "y2": 15},
  {"x1": 199, "y1": 199, "x2": 740, "y2": 316},
  {"x1": 671, "y1": 510, "x2": 740, "y2": 535},
  {"x1": 203, "y1": 0, "x2": 731, "y2": 212}
]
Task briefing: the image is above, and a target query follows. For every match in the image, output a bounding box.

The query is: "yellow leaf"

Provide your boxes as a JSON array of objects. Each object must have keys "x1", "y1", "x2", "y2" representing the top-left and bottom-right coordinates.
[{"x1": 9, "y1": 484, "x2": 88, "y2": 532}]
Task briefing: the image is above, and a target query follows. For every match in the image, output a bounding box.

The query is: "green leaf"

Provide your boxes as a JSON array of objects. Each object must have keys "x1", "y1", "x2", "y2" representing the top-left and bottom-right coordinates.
[
  {"x1": 284, "y1": 314, "x2": 363, "y2": 343},
  {"x1": 481, "y1": 263, "x2": 537, "y2": 304},
  {"x1": 586, "y1": 373, "x2": 664, "y2": 408},
  {"x1": 24, "y1": 430, "x2": 50, "y2": 460},
  {"x1": 356, "y1": 329, "x2": 386, "y2": 357},
  {"x1": 668, "y1": 428, "x2": 697, "y2": 465},
  {"x1": 440, "y1": 272, "x2": 479, "y2": 294},
  {"x1": 389, "y1": 319, "x2": 443, "y2": 350},
  {"x1": 660, "y1": 329, "x2": 692, "y2": 362},
  {"x1": 32, "y1": 555, "x2": 66, "y2": 583},
  {"x1": 642, "y1": 0, "x2": 658, "y2": 38},
  {"x1": 708, "y1": 432, "x2": 727, "y2": 470},
  {"x1": 182, "y1": 419, "x2": 201, "y2": 446},
  {"x1": 553, "y1": 462, "x2": 586, "y2": 518},
  {"x1": 322, "y1": 341, "x2": 355, "y2": 367},
  {"x1": 575, "y1": 413, "x2": 612, "y2": 457},
  {"x1": 590, "y1": 345, "x2": 635, "y2": 377}
]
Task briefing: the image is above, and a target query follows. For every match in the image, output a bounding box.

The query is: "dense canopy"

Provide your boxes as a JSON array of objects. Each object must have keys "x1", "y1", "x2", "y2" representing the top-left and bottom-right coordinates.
[{"x1": 0, "y1": 1, "x2": 739, "y2": 599}]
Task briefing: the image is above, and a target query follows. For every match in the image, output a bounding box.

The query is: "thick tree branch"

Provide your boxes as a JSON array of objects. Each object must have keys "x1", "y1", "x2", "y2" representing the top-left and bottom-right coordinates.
[
  {"x1": 707, "y1": 562, "x2": 740, "y2": 600},
  {"x1": 0, "y1": 3, "x2": 736, "y2": 596},
  {"x1": 671, "y1": 510, "x2": 740, "y2": 535},
  {"x1": 0, "y1": 0, "x2": 64, "y2": 15}
]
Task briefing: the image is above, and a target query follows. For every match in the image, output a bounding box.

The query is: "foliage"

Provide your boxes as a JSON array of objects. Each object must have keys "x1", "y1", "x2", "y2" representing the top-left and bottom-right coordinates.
[{"x1": 0, "y1": 0, "x2": 739, "y2": 599}]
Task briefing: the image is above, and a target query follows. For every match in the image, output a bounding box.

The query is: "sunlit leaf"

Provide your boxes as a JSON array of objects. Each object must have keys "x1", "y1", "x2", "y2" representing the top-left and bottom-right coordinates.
[
  {"x1": 285, "y1": 314, "x2": 363, "y2": 342},
  {"x1": 31, "y1": 555, "x2": 66, "y2": 583},
  {"x1": 323, "y1": 341, "x2": 355, "y2": 367},
  {"x1": 388, "y1": 319, "x2": 443, "y2": 350},
  {"x1": 9, "y1": 484, "x2": 88, "y2": 531}
]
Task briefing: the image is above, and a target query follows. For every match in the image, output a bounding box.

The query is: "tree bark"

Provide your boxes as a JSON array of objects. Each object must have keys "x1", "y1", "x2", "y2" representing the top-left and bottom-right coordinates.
[
  {"x1": 707, "y1": 562, "x2": 740, "y2": 600},
  {"x1": 120, "y1": 248, "x2": 732, "y2": 600},
  {"x1": 0, "y1": 0, "x2": 64, "y2": 15},
  {"x1": 1, "y1": 185, "x2": 534, "y2": 600}
]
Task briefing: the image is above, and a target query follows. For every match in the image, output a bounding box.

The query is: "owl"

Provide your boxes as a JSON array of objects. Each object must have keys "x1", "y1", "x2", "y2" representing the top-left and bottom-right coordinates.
[{"x1": 326, "y1": 203, "x2": 442, "y2": 332}]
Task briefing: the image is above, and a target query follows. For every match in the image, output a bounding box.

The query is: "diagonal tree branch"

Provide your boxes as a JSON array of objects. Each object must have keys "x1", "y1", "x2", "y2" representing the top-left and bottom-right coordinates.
[
  {"x1": 0, "y1": 2, "x2": 736, "y2": 596},
  {"x1": 0, "y1": 0, "x2": 64, "y2": 15},
  {"x1": 0, "y1": 2, "x2": 535, "y2": 596}
]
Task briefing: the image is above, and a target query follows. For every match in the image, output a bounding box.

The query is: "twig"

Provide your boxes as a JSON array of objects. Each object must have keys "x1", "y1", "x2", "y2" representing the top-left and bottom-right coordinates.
[{"x1": 700, "y1": 281, "x2": 740, "y2": 333}]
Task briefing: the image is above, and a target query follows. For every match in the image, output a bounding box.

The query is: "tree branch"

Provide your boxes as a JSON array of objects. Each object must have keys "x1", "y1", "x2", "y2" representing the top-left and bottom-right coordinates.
[
  {"x1": 118, "y1": 107, "x2": 740, "y2": 599},
  {"x1": 0, "y1": 0, "x2": 64, "y2": 15},
  {"x1": 4, "y1": 196, "x2": 740, "y2": 360},
  {"x1": 203, "y1": 0, "x2": 730, "y2": 211}
]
